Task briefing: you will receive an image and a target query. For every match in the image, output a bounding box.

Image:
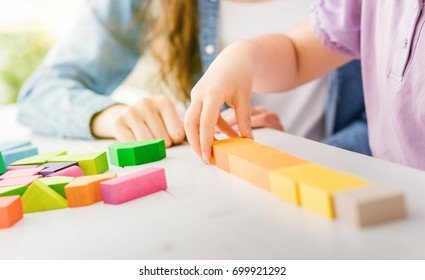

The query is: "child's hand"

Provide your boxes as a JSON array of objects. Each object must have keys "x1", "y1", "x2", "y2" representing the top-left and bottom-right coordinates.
[
  {"x1": 91, "y1": 95, "x2": 185, "y2": 147},
  {"x1": 218, "y1": 106, "x2": 284, "y2": 133},
  {"x1": 184, "y1": 41, "x2": 257, "y2": 162}
]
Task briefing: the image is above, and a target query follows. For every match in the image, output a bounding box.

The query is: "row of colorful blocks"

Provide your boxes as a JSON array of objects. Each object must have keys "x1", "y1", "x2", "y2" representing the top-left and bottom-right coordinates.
[{"x1": 211, "y1": 137, "x2": 407, "y2": 227}]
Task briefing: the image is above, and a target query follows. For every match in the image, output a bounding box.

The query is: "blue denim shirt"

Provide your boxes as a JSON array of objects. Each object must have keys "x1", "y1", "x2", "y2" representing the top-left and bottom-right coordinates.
[{"x1": 18, "y1": 0, "x2": 371, "y2": 155}]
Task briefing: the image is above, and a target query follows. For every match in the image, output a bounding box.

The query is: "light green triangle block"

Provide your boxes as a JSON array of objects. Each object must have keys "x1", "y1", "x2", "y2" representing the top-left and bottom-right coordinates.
[
  {"x1": 0, "y1": 151, "x2": 5, "y2": 175},
  {"x1": 39, "y1": 176, "x2": 73, "y2": 198},
  {"x1": 48, "y1": 152, "x2": 108, "y2": 175},
  {"x1": 108, "y1": 140, "x2": 166, "y2": 167},
  {"x1": 21, "y1": 179, "x2": 68, "y2": 213},
  {"x1": 11, "y1": 151, "x2": 67, "y2": 166},
  {"x1": 0, "y1": 185, "x2": 28, "y2": 197}
]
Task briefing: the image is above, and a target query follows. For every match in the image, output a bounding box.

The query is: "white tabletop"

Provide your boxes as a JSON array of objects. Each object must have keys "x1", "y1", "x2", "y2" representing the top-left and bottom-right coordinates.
[{"x1": 0, "y1": 105, "x2": 424, "y2": 260}]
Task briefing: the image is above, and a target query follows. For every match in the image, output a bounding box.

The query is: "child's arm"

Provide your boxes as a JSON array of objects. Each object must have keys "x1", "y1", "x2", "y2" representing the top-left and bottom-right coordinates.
[{"x1": 184, "y1": 20, "x2": 353, "y2": 162}]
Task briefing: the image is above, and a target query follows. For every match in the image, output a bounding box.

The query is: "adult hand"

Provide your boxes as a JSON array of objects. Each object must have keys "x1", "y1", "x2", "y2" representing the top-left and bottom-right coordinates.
[{"x1": 91, "y1": 95, "x2": 185, "y2": 147}]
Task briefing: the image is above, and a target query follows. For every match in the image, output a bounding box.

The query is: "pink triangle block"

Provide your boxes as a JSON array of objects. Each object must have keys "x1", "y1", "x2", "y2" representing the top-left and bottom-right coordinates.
[
  {"x1": 46, "y1": 166, "x2": 84, "y2": 178},
  {"x1": 0, "y1": 176, "x2": 42, "y2": 187},
  {"x1": 100, "y1": 167, "x2": 167, "y2": 205},
  {"x1": 6, "y1": 165, "x2": 38, "y2": 171},
  {"x1": 0, "y1": 167, "x2": 44, "y2": 180}
]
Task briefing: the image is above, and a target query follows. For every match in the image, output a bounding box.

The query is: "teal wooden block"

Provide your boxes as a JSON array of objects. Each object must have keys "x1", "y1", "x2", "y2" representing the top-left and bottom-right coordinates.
[
  {"x1": 0, "y1": 185, "x2": 28, "y2": 197},
  {"x1": 0, "y1": 152, "x2": 5, "y2": 175},
  {"x1": 39, "y1": 176, "x2": 73, "y2": 198},
  {"x1": 48, "y1": 152, "x2": 109, "y2": 175},
  {"x1": 11, "y1": 150, "x2": 67, "y2": 166},
  {"x1": 108, "y1": 140, "x2": 166, "y2": 167},
  {"x1": 21, "y1": 179, "x2": 68, "y2": 213},
  {"x1": 2, "y1": 146, "x2": 38, "y2": 167},
  {"x1": 0, "y1": 140, "x2": 31, "y2": 152}
]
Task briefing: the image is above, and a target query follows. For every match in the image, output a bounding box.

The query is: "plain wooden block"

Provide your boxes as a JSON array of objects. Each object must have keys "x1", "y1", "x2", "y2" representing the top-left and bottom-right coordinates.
[
  {"x1": 2, "y1": 145, "x2": 38, "y2": 167},
  {"x1": 48, "y1": 152, "x2": 109, "y2": 175},
  {"x1": 108, "y1": 140, "x2": 166, "y2": 167},
  {"x1": 269, "y1": 163, "x2": 350, "y2": 205},
  {"x1": 0, "y1": 185, "x2": 28, "y2": 197},
  {"x1": 11, "y1": 150, "x2": 67, "y2": 166},
  {"x1": 65, "y1": 173, "x2": 117, "y2": 207},
  {"x1": 46, "y1": 166, "x2": 84, "y2": 178},
  {"x1": 211, "y1": 137, "x2": 256, "y2": 172},
  {"x1": 38, "y1": 162, "x2": 78, "y2": 176},
  {"x1": 227, "y1": 145, "x2": 308, "y2": 191},
  {"x1": 299, "y1": 172, "x2": 369, "y2": 219},
  {"x1": 21, "y1": 179, "x2": 68, "y2": 213},
  {"x1": 39, "y1": 176, "x2": 74, "y2": 198},
  {"x1": 0, "y1": 140, "x2": 31, "y2": 152},
  {"x1": 0, "y1": 195, "x2": 23, "y2": 229},
  {"x1": 333, "y1": 185, "x2": 407, "y2": 227},
  {"x1": 0, "y1": 167, "x2": 44, "y2": 179},
  {"x1": 6, "y1": 165, "x2": 38, "y2": 171},
  {"x1": 0, "y1": 152, "x2": 5, "y2": 175},
  {"x1": 101, "y1": 167, "x2": 167, "y2": 205},
  {"x1": 0, "y1": 175, "x2": 42, "y2": 187}
]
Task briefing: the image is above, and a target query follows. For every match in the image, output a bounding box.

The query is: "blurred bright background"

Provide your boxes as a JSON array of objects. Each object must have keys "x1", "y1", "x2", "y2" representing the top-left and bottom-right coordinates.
[{"x1": 0, "y1": 0, "x2": 84, "y2": 104}]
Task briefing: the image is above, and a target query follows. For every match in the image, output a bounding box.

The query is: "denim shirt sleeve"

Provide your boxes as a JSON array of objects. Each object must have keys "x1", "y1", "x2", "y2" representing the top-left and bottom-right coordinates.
[{"x1": 17, "y1": 0, "x2": 142, "y2": 139}]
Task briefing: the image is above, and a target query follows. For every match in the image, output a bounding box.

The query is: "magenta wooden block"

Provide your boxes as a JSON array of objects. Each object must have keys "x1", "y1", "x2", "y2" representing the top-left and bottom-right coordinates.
[
  {"x1": 46, "y1": 166, "x2": 84, "y2": 178},
  {"x1": 0, "y1": 176, "x2": 42, "y2": 187},
  {"x1": 101, "y1": 167, "x2": 167, "y2": 205},
  {"x1": 38, "y1": 162, "x2": 78, "y2": 176},
  {"x1": 0, "y1": 167, "x2": 44, "y2": 180},
  {"x1": 6, "y1": 165, "x2": 38, "y2": 171}
]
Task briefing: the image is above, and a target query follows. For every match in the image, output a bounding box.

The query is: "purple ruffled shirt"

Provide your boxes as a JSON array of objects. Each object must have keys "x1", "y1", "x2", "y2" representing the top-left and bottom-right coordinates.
[{"x1": 312, "y1": 0, "x2": 425, "y2": 170}]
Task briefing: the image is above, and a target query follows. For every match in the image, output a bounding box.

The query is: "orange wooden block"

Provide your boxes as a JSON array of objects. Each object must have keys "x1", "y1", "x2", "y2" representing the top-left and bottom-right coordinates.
[
  {"x1": 0, "y1": 195, "x2": 23, "y2": 229},
  {"x1": 228, "y1": 146, "x2": 308, "y2": 190},
  {"x1": 65, "y1": 173, "x2": 117, "y2": 208},
  {"x1": 211, "y1": 137, "x2": 255, "y2": 172}
]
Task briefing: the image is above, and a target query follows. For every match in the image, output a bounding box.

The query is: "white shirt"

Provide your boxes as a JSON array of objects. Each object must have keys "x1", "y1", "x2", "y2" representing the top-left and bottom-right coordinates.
[{"x1": 218, "y1": 0, "x2": 328, "y2": 141}]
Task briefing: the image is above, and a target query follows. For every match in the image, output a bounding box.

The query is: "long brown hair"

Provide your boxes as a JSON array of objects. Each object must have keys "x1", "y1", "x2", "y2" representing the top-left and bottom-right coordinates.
[{"x1": 139, "y1": 0, "x2": 201, "y2": 103}]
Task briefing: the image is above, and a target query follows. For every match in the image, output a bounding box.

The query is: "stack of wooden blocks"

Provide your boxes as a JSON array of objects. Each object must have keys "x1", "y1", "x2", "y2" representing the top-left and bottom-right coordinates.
[
  {"x1": 211, "y1": 137, "x2": 407, "y2": 227},
  {"x1": 0, "y1": 140, "x2": 168, "y2": 229}
]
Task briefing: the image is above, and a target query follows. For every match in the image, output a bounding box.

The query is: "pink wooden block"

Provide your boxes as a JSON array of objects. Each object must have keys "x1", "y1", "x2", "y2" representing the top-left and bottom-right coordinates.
[
  {"x1": 6, "y1": 165, "x2": 38, "y2": 171},
  {"x1": 46, "y1": 166, "x2": 84, "y2": 178},
  {"x1": 0, "y1": 167, "x2": 44, "y2": 180},
  {"x1": 0, "y1": 176, "x2": 42, "y2": 187},
  {"x1": 101, "y1": 167, "x2": 167, "y2": 205}
]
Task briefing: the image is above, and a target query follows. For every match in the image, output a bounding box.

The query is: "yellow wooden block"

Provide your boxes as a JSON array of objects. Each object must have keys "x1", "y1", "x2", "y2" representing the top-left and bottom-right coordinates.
[
  {"x1": 299, "y1": 172, "x2": 370, "y2": 219},
  {"x1": 269, "y1": 163, "x2": 337, "y2": 205},
  {"x1": 228, "y1": 146, "x2": 308, "y2": 191},
  {"x1": 211, "y1": 137, "x2": 256, "y2": 172}
]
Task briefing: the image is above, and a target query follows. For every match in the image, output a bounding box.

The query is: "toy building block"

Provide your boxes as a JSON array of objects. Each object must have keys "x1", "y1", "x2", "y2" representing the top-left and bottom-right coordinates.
[
  {"x1": 299, "y1": 172, "x2": 369, "y2": 219},
  {"x1": 108, "y1": 140, "x2": 166, "y2": 167},
  {"x1": 46, "y1": 166, "x2": 84, "y2": 178},
  {"x1": 7, "y1": 165, "x2": 38, "y2": 171},
  {"x1": 269, "y1": 163, "x2": 345, "y2": 205},
  {"x1": 0, "y1": 167, "x2": 44, "y2": 180},
  {"x1": 0, "y1": 152, "x2": 5, "y2": 175},
  {"x1": 21, "y1": 179, "x2": 68, "y2": 213},
  {"x1": 211, "y1": 137, "x2": 255, "y2": 172},
  {"x1": 65, "y1": 173, "x2": 117, "y2": 207},
  {"x1": 38, "y1": 162, "x2": 77, "y2": 176},
  {"x1": 2, "y1": 146, "x2": 38, "y2": 167},
  {"x1": 228, "y1": 145, "x2": 308, "y2": 191},
  {"x1": 11, "y1": 150, "x2": 67, "y2": 166},
  {"x1": 0, "y1": 140, "x2": 31, "y2": 151},
  {"x1": 39, "y1": 176, "x2": 73, "y2": 198},
  {"x1": 48, "y1": 152, "x2": 108, "y2": 175},
  {"x1": 0, "y1": 196, "x2": 23, "y2": 229},
  {"x1": 101, "y1": 167, "x2": 167, "y2": 205},
  {"x1": 0, "y1": 185, "x2": 28, "y2": 197},
  {"x1": 0, "y1": 175, "x2": 42, "y2": 187},
  {"x1": 333, "y1": 185, "x2": 407, "y2": 227}
]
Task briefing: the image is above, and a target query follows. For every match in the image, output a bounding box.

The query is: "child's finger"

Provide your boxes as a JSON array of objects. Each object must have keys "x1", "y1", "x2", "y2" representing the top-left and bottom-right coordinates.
[
  {"x1": 156, "y1": 96, "x2": 186, "y2": 144},
  {"x1": 235, "y1": 93, "x2": 254, "y2": 139},
  {"x1": 199, "y1": 97, "x2": 223, "y2": 162},
  {"x1": 125, "y1": 112, "x2": 154, "y2": 140},
  {"x1": 184, "y1": 101, "x2": 203, "y2": 158}
]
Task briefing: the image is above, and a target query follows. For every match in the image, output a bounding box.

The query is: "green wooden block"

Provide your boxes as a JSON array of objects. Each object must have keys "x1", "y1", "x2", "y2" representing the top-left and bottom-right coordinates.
[
  {"x1": 0, "y1": 151, "x2": 5, "y2": 175},
  {"x1": 11, "y1": 150, "x2": 67, "y2": 166},
  {"x1": 39, "y1": 176, "x2": 73, "y2": 198},
  {"x1": 108, "y1": 140, "x2": 166, "y2": 167},
  {"x1": 21, "y1": 179, "x2": 68, "y2": 213},
  {"x1": 0, "y1": 185, "x2": 28, "y2": 197},
  {"x1": 48, "y1": 152, "x2": 109, "y2": 175}
]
